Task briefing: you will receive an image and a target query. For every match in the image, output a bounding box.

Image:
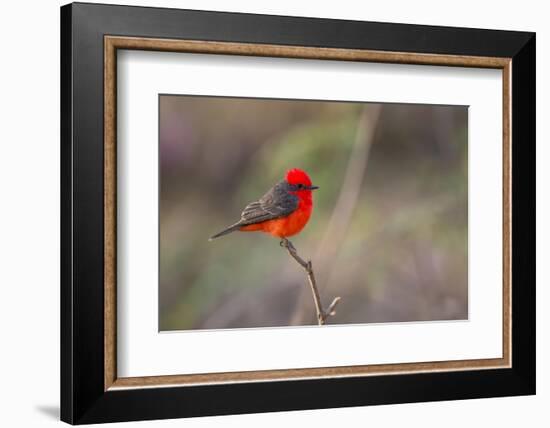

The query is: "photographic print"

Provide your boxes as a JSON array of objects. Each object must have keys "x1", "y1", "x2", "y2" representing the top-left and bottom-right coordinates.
[{"x1": 159, "y1": 95, "x2": 468, "y2": 331}]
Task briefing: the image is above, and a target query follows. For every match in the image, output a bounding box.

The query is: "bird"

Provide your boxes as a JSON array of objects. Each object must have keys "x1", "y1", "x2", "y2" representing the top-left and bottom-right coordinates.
[{"x1": 209, "y1": 168, "x2": 319, "y2": 241}]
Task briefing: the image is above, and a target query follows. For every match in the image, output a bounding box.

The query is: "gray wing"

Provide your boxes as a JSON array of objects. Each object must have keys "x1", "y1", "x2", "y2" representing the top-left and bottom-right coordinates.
[{"x1": 238, "y1": 181, "x2": 299, "y2": 226}]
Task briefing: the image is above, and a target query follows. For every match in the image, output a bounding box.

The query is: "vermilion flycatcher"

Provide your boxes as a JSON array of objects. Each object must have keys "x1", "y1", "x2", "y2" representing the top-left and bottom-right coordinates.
[{"x1": 209, "y1": 168, "x2": 319, "y2": 240}]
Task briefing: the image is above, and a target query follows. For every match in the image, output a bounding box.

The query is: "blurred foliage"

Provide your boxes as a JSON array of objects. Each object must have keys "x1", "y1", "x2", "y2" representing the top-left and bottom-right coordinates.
[{"x1": 159, "y1": 96, "x2": 468, "y2": 330}]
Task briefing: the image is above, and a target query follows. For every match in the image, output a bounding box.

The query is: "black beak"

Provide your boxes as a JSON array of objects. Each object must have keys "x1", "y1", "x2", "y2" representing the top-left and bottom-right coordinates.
[{"x1": 307, "y1": 185, "x2": 319, "y2": 190}]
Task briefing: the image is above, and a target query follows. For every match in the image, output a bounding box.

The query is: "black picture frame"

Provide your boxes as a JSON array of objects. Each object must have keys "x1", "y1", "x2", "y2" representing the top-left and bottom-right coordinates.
[{"x1": 61, "y1": 2, "x2": 535, "y2": 424}]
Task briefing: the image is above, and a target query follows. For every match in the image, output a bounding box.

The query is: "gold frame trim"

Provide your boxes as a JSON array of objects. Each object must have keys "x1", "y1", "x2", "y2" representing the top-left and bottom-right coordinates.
[{"x1": 104, "y1": 36, "x2": 512, "y2": 391}]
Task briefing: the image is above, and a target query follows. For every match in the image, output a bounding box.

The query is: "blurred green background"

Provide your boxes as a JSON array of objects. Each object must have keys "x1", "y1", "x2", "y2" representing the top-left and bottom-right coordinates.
[{"x1": 159, "y1": 95, "x2": 468, "y2": 331}]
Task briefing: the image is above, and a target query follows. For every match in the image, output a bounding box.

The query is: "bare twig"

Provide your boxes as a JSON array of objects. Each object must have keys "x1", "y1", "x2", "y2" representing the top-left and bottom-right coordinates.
[{"x1": 280, "y1": 238, "x2": 341, "y2": 325}]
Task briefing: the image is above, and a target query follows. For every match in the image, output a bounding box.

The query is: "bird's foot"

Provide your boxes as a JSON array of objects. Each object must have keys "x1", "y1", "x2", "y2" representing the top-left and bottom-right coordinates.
[{"x1": 280, "y1": 238, "x2": 297, "y2": 253}]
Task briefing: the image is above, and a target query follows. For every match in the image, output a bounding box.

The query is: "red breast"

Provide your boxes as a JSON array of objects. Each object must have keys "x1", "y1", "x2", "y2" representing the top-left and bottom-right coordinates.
[{"x1": 240, "y1": 200, "x2": 312, "y2": 238}]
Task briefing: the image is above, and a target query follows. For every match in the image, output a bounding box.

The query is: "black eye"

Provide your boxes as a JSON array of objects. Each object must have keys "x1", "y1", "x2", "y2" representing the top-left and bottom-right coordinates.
[{"x1": 297, "y1": 184, "x2": 304, "y2": 189}]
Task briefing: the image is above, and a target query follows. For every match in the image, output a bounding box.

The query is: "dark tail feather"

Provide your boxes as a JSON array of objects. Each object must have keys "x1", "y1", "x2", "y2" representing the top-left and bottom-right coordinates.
[{"x1": 209, "y1": 223, "x2": 241, "y2": 241}]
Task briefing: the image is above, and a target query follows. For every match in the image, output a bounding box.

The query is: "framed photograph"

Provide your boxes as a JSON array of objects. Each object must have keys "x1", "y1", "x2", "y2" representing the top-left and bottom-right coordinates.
[{"x1": 60, "y1": 2, "x2": 535, "y2": 424}]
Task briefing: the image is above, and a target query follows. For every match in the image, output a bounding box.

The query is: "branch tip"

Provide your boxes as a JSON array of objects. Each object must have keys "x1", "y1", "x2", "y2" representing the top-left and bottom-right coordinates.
[{"x1": 280, "y1": 238, "x2": 341, "y2": 326}]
